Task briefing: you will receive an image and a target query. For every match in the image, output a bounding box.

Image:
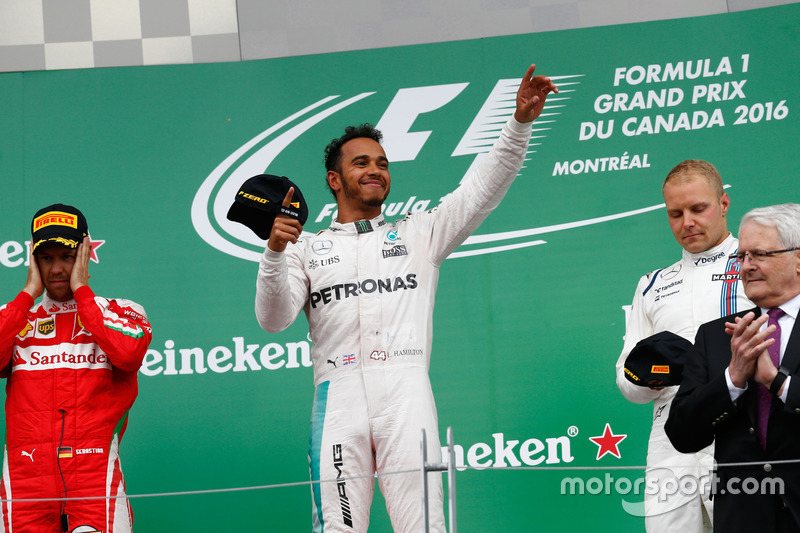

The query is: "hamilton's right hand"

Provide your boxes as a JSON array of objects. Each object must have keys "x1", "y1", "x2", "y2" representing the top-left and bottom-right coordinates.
[
  {"x1": 23, "y1": 247, "x2": 44, "y2": 299},
  {"x1": 267, "y1": 187, "x2": 304, "y2": 253}
]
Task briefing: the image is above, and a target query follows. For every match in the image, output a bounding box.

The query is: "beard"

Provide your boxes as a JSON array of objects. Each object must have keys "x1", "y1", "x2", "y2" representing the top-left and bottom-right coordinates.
[{"x1": 341, "y1": 178, "x2": 389, "y2": 208}]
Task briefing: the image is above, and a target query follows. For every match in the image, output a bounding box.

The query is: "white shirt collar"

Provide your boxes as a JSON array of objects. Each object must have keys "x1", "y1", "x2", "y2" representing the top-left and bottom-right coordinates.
[{"x1": 761, "y1": 292, "x2": 800, "y2": 322}]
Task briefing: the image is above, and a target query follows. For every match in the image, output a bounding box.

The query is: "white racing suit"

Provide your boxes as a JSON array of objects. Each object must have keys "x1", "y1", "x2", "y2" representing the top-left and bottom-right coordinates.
[
  {"x1": 256, "y1": 117, "x2": 533, "y2": 532},
  {"x1": 615, "y1": 234, "x2": 751, "y2": 532}
]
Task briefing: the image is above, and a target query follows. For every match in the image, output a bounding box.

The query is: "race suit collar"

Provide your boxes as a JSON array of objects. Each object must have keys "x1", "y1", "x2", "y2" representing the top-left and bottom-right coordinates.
[
  {"x1": 40, "y1": 293, "x2": 78, "y2": 314},
  {"x1": 683, "y1": 232, "x2": 737, "y2": 267},
  {"x1": 329, "y1": 213, "x2": 387, "y2": 234}
]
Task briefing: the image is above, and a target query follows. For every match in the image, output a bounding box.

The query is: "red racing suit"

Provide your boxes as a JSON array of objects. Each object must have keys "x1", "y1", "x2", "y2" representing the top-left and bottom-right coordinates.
[{"x1": 0, "y1": 286, "x2": 152, "y2": 533}]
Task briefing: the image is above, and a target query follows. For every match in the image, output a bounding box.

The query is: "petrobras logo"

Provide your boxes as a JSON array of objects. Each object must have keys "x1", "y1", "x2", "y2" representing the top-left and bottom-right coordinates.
[
  {"x1": 383, "y1": 230, "x2": 407, "y2": 258},
  {"x1": 191, "y1": 76, "x2": 582, "y2": 262}
]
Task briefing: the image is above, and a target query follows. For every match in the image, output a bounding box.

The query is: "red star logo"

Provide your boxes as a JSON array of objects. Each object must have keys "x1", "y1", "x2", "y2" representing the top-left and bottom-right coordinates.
[
  {"x1": 88, "y1": 237, "x2": 105, "y2": 264},
  {"x1": 589, "y1": 423, "x2": 627, "y2": 460}
]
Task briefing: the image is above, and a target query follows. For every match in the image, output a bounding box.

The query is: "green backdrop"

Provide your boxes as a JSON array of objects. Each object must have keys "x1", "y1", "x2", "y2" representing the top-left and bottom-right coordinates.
[{"x1": 1, "y1": 4, "x2": 798, "y2": 531}]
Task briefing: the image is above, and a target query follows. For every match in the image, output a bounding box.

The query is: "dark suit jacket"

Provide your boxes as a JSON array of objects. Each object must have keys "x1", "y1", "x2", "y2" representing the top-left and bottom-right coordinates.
[{"x1": 665, "y1": 307, "x2": 800, "y2": 532}]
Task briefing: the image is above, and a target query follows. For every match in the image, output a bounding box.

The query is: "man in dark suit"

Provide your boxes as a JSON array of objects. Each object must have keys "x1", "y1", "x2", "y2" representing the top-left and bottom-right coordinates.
[{"x1": 666, "y1": 203, "x2": 800, "y2": 532}]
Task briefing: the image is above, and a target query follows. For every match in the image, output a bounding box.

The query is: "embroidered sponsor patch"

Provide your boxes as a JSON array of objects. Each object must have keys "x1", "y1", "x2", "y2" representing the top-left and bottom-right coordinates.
[
  {"x1": 33, "y1": 211, "x2": 78, "y2": 230},
  {"x1": 37, "y1": 318, "x2": 55, "y2": 337}
]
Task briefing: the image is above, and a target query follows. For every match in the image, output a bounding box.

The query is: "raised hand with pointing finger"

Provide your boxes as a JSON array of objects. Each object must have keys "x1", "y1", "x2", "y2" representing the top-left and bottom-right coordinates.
[
  {"x1": 226, "y1": 174, "x2": 309, "y2": 249},
  {"x1": 268, "y1": 187, "x2": 304, "y2": 253}
]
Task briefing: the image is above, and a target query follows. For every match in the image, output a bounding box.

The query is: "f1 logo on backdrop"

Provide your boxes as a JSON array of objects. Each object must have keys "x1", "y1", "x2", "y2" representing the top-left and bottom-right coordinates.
[
  {"x1": 191, "y1": 79, "x2": 537, "y2": 261},
  {"x1": 192, "y1": 75, "x2": 649, "y2": 262}
]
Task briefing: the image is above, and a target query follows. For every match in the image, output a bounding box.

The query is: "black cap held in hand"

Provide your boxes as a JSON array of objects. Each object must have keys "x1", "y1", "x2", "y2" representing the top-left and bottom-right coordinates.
[
  {"x1": 31, "y1": 204, "x2": 89, "y2": 252},
  {"x1": 624, "y1": 331, "x2": 693, "y2": 387},
  {"x1": 227, "y1": 174, "x2": 309, "y2": 239}
]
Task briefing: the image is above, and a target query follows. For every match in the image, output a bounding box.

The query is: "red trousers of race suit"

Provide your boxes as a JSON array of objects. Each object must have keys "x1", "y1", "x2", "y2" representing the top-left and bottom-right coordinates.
[
  {"x1": 1, "y1": 434, "x2": 133, "y2": 533},
  {"x1": 0, "y1": 287, "x2": 151, "y2": 533}
]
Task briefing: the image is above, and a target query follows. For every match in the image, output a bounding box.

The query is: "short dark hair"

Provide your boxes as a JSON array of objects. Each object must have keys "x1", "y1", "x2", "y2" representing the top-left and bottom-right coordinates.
[
  {"x1": 663, "y1": 159, "x2": 724, "y2": 198},
  {"x1": 323, "y1": 124, "x2": 383, "y2": 198}
]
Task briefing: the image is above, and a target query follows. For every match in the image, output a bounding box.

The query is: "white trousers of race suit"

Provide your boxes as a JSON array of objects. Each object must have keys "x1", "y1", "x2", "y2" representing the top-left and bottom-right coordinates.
[
  {"x1": 309, "y1": 367, "x2": 445, "y2": 533},
  {"x1": 643, "y1": 390, "x2": 713, "y2": 533}
]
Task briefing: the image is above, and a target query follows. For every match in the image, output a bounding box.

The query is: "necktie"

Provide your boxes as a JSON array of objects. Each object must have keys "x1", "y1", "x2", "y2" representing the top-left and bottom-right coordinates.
[{"x1": 757, "y1": 308, "x2": 785, "y2": 450}]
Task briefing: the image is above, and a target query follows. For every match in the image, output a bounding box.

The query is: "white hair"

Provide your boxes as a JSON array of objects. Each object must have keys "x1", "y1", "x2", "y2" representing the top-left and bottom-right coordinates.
[{"x1": 740, "y1": 203, "x2": 800, "y2": 248}]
